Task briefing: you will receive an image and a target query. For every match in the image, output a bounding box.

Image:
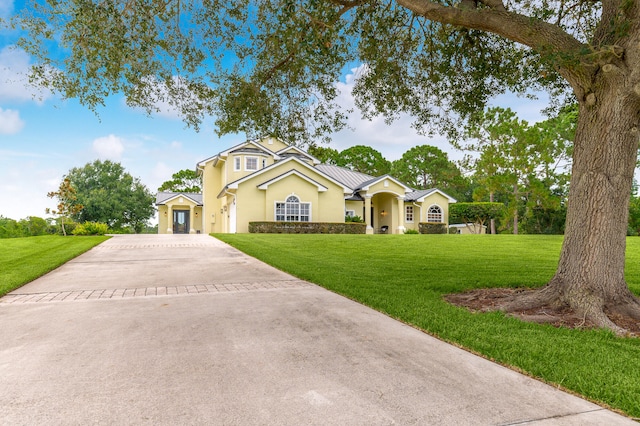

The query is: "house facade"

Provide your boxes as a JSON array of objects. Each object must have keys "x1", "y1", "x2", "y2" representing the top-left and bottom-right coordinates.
[{"x1": 156, "y1": 137, "x2": 456, "y2": 234}]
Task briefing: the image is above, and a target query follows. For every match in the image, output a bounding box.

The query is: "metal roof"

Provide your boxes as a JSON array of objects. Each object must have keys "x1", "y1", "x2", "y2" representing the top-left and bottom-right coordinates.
[
  {"x1": 314, "y1": 164, "x2": 374, "y2": 190},
  {"x1": 156, "y1": 192, "x2": 203, "y2": 205}
]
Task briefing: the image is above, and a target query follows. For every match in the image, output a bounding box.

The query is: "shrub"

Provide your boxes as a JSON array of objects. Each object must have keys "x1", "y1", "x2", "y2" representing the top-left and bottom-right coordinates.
[
  {"x1": 72, "y1": 221, "x2": 109, "y2": 236},
  {"x1": 345, "y1": 215, "x2": 364, "y2": 223},
  {"x1": 249, "y1": 221, "x2": 366, "y2": 234},
  {"x1": 419, "y1": 222, "x2": 447, "y2": 234},
  {"x1": 404, "y1": 228, "x2": 420, "y2": 234}
]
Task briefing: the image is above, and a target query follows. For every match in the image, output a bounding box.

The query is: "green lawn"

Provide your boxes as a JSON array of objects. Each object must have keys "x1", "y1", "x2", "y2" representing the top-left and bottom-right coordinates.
[
  {"x1": 0, "y1": 235, "x2": 109, "y2": 296},
  {"x1": 215, "y1": 233, "x2": 640, "y2": 419}
]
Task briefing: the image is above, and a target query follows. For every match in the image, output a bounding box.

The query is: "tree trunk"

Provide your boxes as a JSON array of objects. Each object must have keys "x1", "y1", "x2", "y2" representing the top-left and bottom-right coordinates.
[
  {"x1": 489, "y1": 191, "x2": 496, "y2": 235},
  {"x1": 525, "y1": 81, "x2": 640, "y2": 331},
  {"x1": 512, "y1": 184, "x2": 518, "y2": 235}
]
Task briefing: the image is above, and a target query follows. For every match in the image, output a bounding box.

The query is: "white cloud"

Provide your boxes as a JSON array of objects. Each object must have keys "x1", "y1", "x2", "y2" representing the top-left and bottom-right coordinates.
[
  {"x1": 329, "y1": 65, "x2": 552, "y2": 163},
  {"x1": 0, "y1": 0, "x2": 13, "y2": 19},
  {"x1": 0, "y1": 46, "x2": 53, "y2": 103},
  {"x1": 152, "y1": 161, "x2": 173, "y2": 183},
  {"x1": 170, "y1": 140, "x2": 182, "y2": 149},
  {"x1": 92, "y1": 134, "x2": 125, "y2": 160},
  {"x1": 0, "y1": 107, "x2": 24, "y2": 134},
  {"x1": 330, "y1": 66, "x2": 453, "y2": 162}
]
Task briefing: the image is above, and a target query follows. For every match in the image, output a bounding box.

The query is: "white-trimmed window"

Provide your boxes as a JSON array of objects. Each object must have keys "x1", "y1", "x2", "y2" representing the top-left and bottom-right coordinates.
[
  {"x1": 346, "y1": 210, "x2": 356, "y2": 218},
  {"x1": 405, "y1": 205, "x2": 414, "y2": 223},
  {"x1": 427, "y1": 205, "x2": 443, "y2": 222},
  {"x1": 234, "y1": 157, "x2": 241, "y2": 171},
  {"x1": 276, "y1": 195, "x2": 311, "y2": 222},
  {"x1": 245, "y1": 156, "x2": 258, "y2": 171}
]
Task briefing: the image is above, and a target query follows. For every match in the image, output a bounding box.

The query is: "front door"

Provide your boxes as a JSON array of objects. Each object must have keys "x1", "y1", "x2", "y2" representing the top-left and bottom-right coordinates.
[{"x1": 173, "y1": 210, "x2": 190, "y2": 234}]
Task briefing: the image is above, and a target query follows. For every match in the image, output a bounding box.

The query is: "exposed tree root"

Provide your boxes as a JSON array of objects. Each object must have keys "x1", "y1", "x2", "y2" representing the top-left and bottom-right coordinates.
[{"x1": 445, "y1": 286, "x2": 640, "y2": 337}]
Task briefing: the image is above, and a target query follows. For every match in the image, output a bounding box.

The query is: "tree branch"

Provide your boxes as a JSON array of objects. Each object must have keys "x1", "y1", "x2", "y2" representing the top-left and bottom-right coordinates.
[{"x1": 396, "y1": 0, "x2": 592, "y2": 86}]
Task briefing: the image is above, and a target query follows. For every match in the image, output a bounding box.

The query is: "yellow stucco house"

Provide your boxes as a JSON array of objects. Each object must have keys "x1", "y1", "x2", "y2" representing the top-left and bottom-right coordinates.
[{"x1": 156, "y1": 137, "x2": 456, "y2": 234}]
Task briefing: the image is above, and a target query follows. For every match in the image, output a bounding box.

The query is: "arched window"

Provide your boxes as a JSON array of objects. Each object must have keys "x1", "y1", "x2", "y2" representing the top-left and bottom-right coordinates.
[
  {"x1": 276, "y1": 195, "x2": 310, "y2": 222},
  {"x1": 427, "y1": 205, "x2": 443, "y2": 223}
]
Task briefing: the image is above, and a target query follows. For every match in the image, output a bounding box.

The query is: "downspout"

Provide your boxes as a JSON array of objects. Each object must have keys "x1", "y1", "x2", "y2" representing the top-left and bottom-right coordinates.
[{"x1": 197, "y1": 164, "x2": 206, "y2": 234}]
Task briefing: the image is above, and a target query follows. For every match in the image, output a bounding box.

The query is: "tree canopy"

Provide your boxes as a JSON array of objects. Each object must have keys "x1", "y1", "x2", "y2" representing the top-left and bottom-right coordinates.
[
  {"x1": 15, "y1": 0, "x2": 640, "y2": 332},
  {"x1": 15, "y1": 0, "x2": 594, "y2": 143},
  {"x1": 158, "y1": 169, "x2": 202, "y2": 193},
  {"x1": 334, "y1": 145, "x2": 391, "y2": 175},
  {"x1": 391, "y1": 145, "x2": 468, "y2": 200},
  {"x1": 65, "y1": 160, "x2": 155, "y2": 233}
]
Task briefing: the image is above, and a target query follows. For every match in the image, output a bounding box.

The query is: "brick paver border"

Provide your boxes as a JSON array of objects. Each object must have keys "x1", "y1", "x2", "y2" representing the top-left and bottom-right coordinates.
[{"x1": 0, "y1": 280, "x2": 314, "y2": 305}]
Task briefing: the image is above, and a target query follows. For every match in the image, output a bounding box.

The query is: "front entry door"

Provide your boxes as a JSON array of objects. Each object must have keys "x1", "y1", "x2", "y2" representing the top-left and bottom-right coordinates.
[{"x1": 173, "y1": 210, "x2": 190, "y2": 234}]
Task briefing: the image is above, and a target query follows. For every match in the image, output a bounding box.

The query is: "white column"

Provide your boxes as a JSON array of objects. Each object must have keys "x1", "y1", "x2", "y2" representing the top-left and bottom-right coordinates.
[
  {"x1": 166, "y1": 206, "x2": 173, "y2": 234},
  {"x1": 396, "y1": 197, "x2": 406, "y2": 234},
  {"x1": 189, "y1": 205, "x2": 195, "y2": 234},
  {"x1": 365, "y1": 195, "x2": 373, "y2": 234}
]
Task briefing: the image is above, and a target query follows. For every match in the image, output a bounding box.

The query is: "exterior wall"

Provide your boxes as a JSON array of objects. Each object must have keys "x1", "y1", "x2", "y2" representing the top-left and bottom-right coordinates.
[
  {"x1": 366, "y1": 178, "x2": 407, "y2": 197},
  {"x1": 364, "y1": 179, "x2": 408, "y2": 234},
  {"x1": 257, "y1": 136, "x2": 288, "y2": 152},
  {"x1": 195, "y1": 138, "x2": 454, "y2": 235},
  {"x1": 232, "y1": 164, "x2": 347, "y2": 233},
  {"x1": 157, "y1": 200, "x2": 202, "y2": 234},
  {"x1": 420, "y1": 192, "x2": 452, "y2": 227},
  {"x1": 201, "y1": 159, "x2": 224, "y2": 234},
  {"x1": 403, "y1": 203, "x2": 421, "y2": 232},
  {"x1": 345, "y1": 200, "x2": 364, "y2": 219}
]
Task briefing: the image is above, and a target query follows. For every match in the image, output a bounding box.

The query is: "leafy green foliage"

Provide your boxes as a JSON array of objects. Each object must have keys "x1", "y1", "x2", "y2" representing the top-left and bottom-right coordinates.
[
  {"x1": 335, "y1": 145, "x2": 391, "y2": 175},
  {"x1": 72, "y1": 221, "x2": 109, "y2": 236},
  {"x1": 158, "y1": 169, "x2": 202, "y2": 193},
  {"x1": 307, "y1": 144, "x2": 339, "y2": 165},
  {"x1": 46, "y1": 178, "x2": 84, "y2": 236},
  {"x1": 391, "y1": 145, "x2": 469, "y2": 199},
  {"x1": 450, "y1": 202, "x2": 505, "y2": 229},
  {"x1": 18, "y1": 216, "x2": 50, "y2": 237},
  {"x1": 15, "y1": 1, "x2": 596, "y2": 143},
  {"x1": 459, "y1": 107, "x2": 573, "y2": 234},
  {"x1": 345, "y1": 215, "x2": 364, "y2": 223},
  {"x1": 65, "y1": 160, "x2": 155, "y2": 233},
  {"x1": 215, "y1": 234, "x2": 640, "y2": 418}
]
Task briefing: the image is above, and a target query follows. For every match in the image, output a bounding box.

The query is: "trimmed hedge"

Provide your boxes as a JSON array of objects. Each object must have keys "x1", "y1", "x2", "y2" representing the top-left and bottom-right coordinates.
[
  {"x1": 249, "y1": 222, "x2": 366, "y2": 234},
  {"x1": 419, "y1": 222, "x2": 447, "y2": 234}
]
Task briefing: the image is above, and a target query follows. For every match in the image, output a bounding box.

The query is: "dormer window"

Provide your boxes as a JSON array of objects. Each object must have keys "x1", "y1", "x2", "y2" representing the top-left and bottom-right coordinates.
[{"x1": 245, "y1": 157, "x2": 258, "y2": 171}]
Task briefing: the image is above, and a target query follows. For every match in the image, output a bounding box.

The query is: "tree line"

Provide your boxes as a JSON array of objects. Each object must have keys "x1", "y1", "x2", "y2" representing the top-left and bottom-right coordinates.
[{"x1": 0, "y1": 160, "x2": 157, "y2": 238}]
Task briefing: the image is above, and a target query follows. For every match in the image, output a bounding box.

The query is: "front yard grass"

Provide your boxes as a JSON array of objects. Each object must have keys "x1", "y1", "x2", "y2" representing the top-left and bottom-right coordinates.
[
  {"x1": 215, "y1": 233, "x2": 640, "y2": 419},
  {"x1": 0, "y1": 235, "x2": 109, "y2": 296}
]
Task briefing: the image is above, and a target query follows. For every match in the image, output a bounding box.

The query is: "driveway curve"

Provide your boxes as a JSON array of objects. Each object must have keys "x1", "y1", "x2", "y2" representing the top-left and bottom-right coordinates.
[{"x1": 0, "y1": 234, "x2": 634, "y2": 425}]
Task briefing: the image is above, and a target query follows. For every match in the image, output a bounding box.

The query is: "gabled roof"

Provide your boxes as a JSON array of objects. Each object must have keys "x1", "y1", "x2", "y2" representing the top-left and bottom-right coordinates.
[
  {"x1": 404, "y1": 188, "x2": 457, "y2": 203},
  {"x1": 156, "y1": 191, "x2": 203, "y2": 206},
  {"x1": 314, "y1": 164, "x2": 374, "y2": 189},
  {"x1": 219, "y1": 139, "x2": 277, "y2": 158},
  {"x1": 197, "y1": 138, "x2": 279, "y2": 168},
  {"x1": 276, "y1": 146, "x2": 321, "y2": 164},
  {"x1": 355, "y1": 174, "x2": 414, "y2": 194},
  {"x1": 257, "y1": 170, "x2": 328, "y2": 192},
  {"x1": 222, "y1": 157, "x2": 352, "y2": 196}
]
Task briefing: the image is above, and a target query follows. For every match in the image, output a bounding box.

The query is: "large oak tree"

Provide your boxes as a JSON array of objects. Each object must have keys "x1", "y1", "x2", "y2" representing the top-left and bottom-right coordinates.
[{"x1": 14, "y1": 0, "x2": 640, "y2": 332}]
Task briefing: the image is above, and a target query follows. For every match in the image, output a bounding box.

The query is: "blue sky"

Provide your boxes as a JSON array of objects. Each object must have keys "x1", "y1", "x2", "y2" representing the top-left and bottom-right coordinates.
[{"x1": 0, "y1": 0, "x2": 550, "y2": 223}]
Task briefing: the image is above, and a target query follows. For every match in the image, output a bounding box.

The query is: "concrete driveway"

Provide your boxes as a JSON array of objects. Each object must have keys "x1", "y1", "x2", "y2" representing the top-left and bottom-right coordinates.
[{"x1": 0, "y1": 234, "x2": 635, "y2": 425}]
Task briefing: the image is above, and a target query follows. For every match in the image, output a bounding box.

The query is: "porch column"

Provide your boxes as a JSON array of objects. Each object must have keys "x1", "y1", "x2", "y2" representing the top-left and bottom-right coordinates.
[
  {"x1": 396, "y1": 197, "x2": 406, "y2": 234},
  {"x1": 364, "y1": 195, "x2": 373, "y2": 234},
  {"x1": 166, "y1": 206, "x2": 173, "y2": 234},
  {"x1": 189, "y1": 205, "x2": 195, "y2": 234}
]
